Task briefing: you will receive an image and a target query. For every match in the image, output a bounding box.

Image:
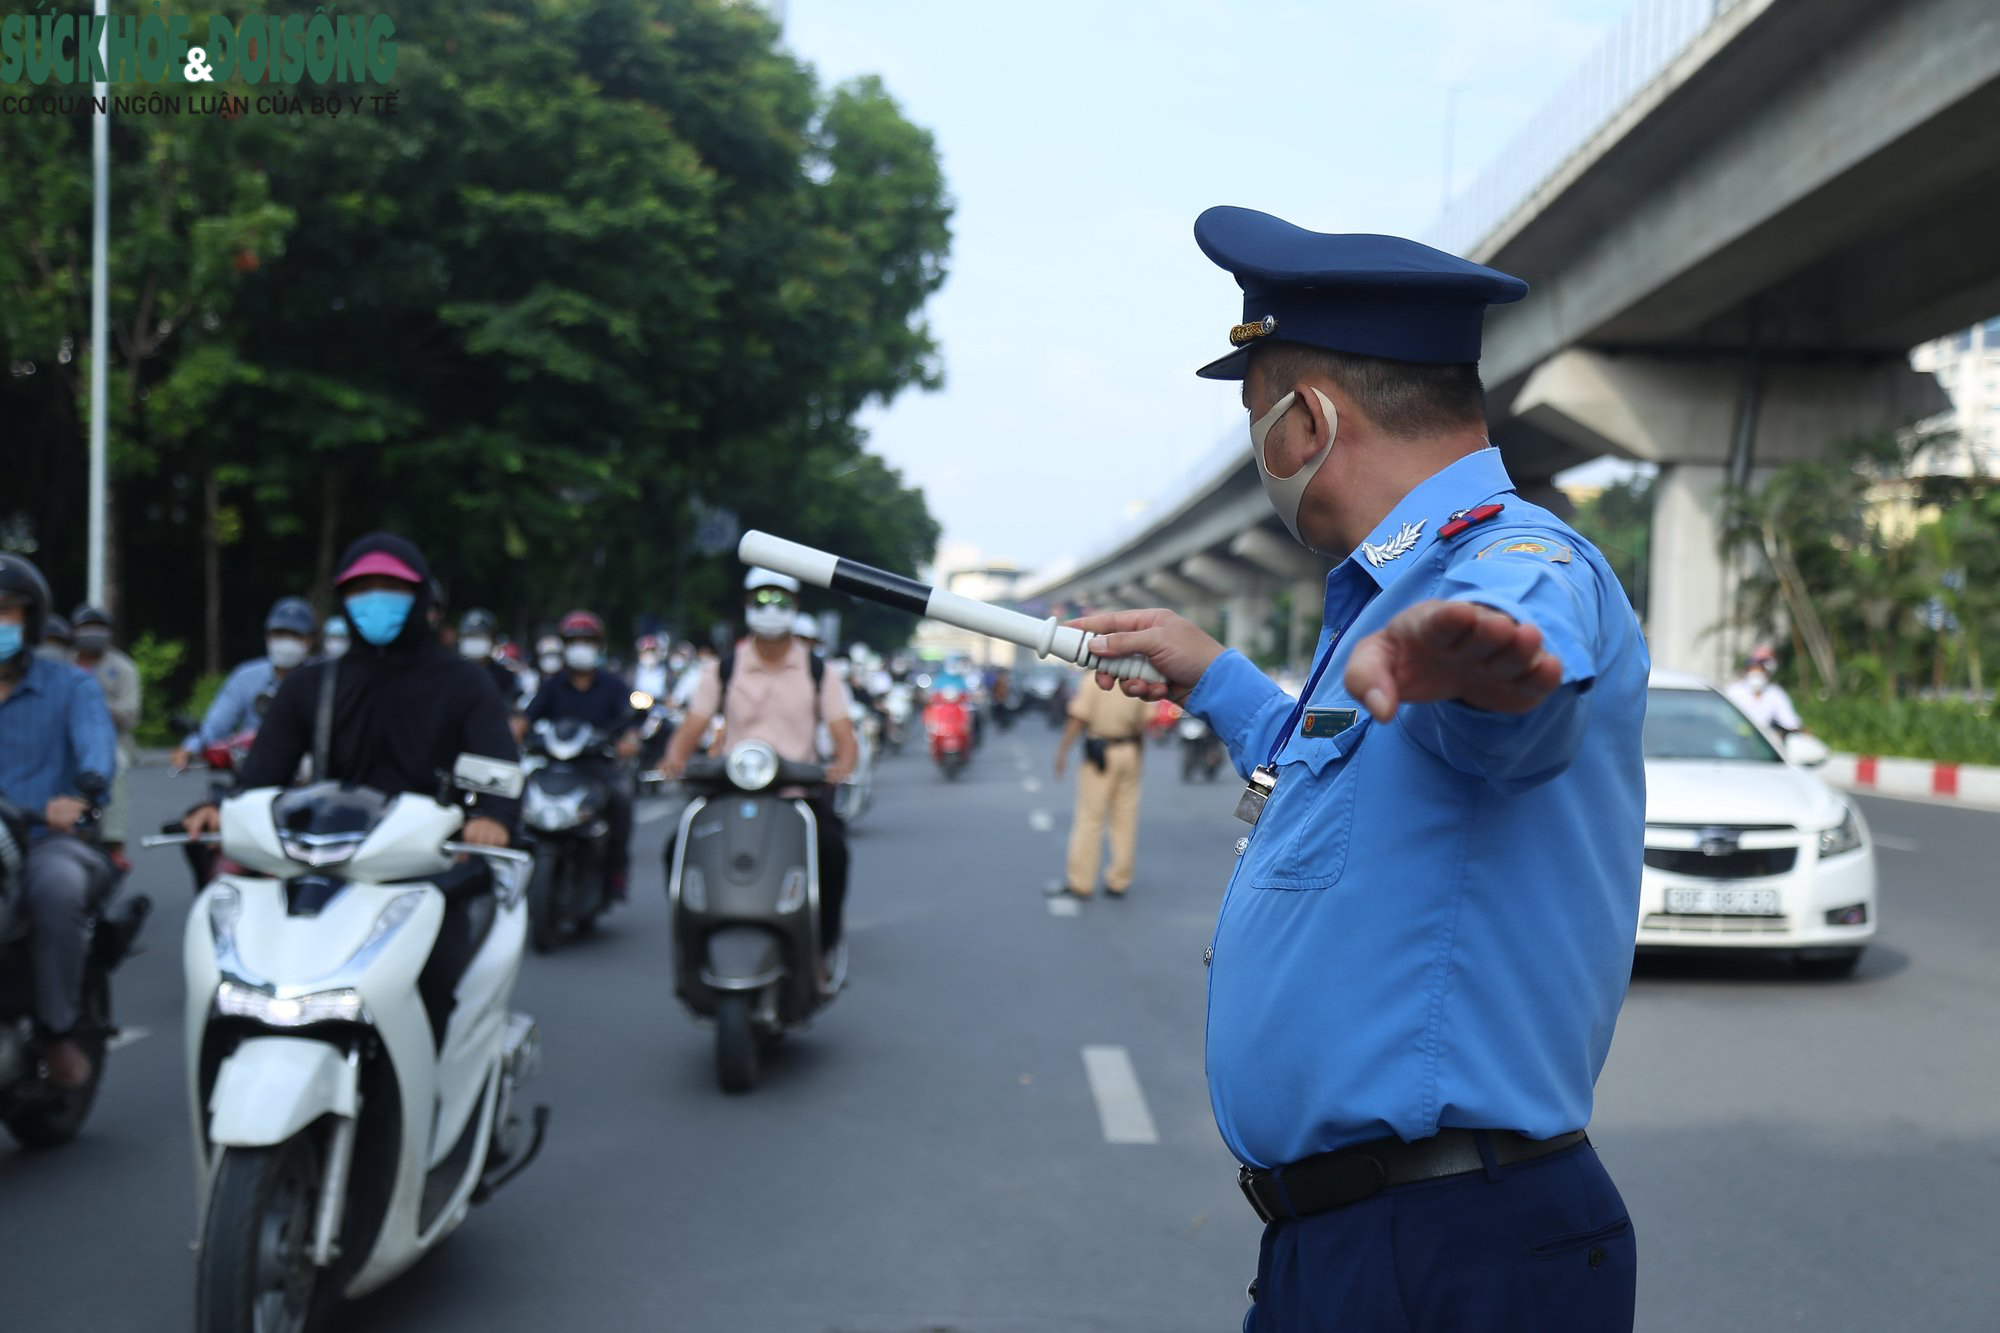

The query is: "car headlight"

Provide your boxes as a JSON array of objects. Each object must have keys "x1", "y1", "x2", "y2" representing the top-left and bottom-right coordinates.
[
  {"x1": 1819, "y1": 805, "x2": 1864, "y2": 858},
  {"x1": 724, "y1": 741, "x2": 780, "y2": 792},
  {"x1": 215, "y1": 979, "x2": 368, "y2": 1026}
]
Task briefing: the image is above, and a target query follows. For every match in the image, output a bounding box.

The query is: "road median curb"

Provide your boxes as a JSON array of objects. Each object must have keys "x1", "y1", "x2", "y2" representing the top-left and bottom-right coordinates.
[{"x1": 1822, "y1": 752, "x2": 2000, "y2": 812}]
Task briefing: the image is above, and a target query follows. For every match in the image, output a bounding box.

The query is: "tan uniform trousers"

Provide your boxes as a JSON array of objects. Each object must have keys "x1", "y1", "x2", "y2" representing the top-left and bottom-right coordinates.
[{"x1": 1064, "y1": 738, "x2": 1142, "y2": 895}]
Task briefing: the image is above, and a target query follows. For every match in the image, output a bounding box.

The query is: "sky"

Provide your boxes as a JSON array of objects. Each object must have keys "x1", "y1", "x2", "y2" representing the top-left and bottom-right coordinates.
[{"x1": 782, "y1": 0, "x2": 1635, "y2": 575}]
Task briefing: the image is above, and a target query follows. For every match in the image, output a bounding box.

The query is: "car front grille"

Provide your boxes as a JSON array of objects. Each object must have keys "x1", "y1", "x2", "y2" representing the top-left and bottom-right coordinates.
[{"x1": 1643, "y1": 846, "x2": 1798, "y2": 879}]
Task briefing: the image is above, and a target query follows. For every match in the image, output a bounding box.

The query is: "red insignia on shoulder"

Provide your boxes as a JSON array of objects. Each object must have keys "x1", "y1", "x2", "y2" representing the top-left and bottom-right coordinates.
[{"x1": 1437, "y1": 503, "x2": 1505, "y2": 540}]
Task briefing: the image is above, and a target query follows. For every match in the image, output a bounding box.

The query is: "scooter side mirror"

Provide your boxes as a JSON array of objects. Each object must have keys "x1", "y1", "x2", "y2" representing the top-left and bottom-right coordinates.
[{"x1": 453, "y1": 754, "x2": 526, "y2": 800}]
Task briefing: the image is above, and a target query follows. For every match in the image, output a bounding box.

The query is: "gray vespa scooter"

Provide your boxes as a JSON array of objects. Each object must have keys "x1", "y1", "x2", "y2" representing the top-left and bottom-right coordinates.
[{"x1": 663, "y1": 740, "x2": 845, "y2": 1093}]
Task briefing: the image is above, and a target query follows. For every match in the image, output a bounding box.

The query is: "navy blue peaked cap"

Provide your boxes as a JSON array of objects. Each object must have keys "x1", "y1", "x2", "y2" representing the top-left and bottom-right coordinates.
[{"x1": 1193, "y1": 206, "x2": 1528, "y2": 379}]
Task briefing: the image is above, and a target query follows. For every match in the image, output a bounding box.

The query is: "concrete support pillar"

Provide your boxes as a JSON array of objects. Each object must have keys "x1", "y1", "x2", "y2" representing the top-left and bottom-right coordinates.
[
  {"x1": 1511, "y1": 349, "x2": 1949, "y2": 679},
  {"x1": 1646, "y1": 464, "x2": 1735, "y2": 679},
  {"x1": 1224, "y1": 589, "x2": 1275, "y2": 661}
]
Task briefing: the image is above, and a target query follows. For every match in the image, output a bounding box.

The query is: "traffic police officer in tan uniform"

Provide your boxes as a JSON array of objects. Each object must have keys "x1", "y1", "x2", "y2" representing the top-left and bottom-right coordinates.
[
  {"x1": 1053, "y1": 672, "x2": 1152, "y2": 899},
  {"x1": 1072, "y1": 207, "x2": 1650, "y2": 1331}
]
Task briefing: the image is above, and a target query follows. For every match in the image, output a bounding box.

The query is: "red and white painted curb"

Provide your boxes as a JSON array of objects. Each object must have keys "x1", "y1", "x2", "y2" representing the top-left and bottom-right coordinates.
[{"x1": 1821, "y1": 753, "x2": 2000, "y2": 810}]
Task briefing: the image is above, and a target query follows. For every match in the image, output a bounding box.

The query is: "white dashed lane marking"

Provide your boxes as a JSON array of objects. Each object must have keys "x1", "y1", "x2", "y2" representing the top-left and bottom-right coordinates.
[
  {"x1": 1022, "y1": 778, "x2": 1042, "y2": 794},
  {"x1": 106, "y1": 1026, "x2": 150, "y2": 1052},
  {"x1": 1872, "y1": 835, "x2": 1918, "y2": 852},
  {"x1": 1028, "y1": 810, "x2": 1054, "y2": 833},
  {"x1": 1047, "y1": 897, "x2": 1080, "y2": 917},
  {"x1": 1081, "y1": 1045, "x2": 1159, "y2": 1145}
]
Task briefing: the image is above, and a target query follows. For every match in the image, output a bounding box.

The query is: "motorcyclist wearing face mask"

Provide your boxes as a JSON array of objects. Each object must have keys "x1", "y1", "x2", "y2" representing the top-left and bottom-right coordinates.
[
  {"x1": 534, "y1": 633, "x2": 564, "y2": 681},
  {"x1": 321, "y1": 615, "x2": 351, "y2": 660},
  {"x1": 69, "y1": 605, "x2": 140, "y2": 868},
  {"x1": 0, "y1": 555, "x2": 120, "y2": 1089},
  {"x1": 37, "y1": 612, "x2": 74, "y2": 663},
  {"x1": 459, "y1": 608, "x2": 526, "y2": 710},
  {"x1": 169, "y1": 596, "x2": 318, "y2": 771},
  {"x1": 181, "y1": 533, "x2": 519, "y2": 848},
  {"x1": 523, "y1": 611, "x2": 641, "y2": 899},
  {"x1": 632, "y1": 635, "x2": 670, "y2": 702},
  {"x1": 656, "y1": 569, "x2": 859, "y2": 967},
  {"x1": 1724, "y1": 645, "x2": 1803, "y2": 737}
]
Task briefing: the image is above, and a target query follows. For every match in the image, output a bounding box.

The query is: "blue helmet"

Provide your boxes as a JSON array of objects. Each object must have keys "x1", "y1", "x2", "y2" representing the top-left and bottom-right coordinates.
[{"x1": 265, "y1": 596, "x2": 316, "y2": 637}]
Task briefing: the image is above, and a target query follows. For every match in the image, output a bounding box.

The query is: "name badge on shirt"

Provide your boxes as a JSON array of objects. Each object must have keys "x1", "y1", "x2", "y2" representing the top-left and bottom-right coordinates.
[{"x1": 1300, "y1": 707, "x2": 1358, "y2": 739}]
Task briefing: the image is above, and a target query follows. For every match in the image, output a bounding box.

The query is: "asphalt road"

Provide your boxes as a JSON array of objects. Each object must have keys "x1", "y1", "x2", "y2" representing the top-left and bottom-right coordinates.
[{"x1": 2, "y1": 724, "x2": 1995, "y2": 1331}]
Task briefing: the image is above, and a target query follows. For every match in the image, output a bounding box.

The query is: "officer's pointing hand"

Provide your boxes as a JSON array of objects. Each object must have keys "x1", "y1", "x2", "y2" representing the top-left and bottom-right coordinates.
[
  {"x1": 1066, "y1": 609, "x2": 1224, "y2": 705},
  {"x1": 1344, "y1": 599, "x2": 1561, "y2": 722}
]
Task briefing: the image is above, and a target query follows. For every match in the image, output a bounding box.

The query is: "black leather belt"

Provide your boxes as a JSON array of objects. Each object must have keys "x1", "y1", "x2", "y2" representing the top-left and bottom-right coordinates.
[{"x1": 1238, "y1": 1128, "x2": 1589, "y2": 1223}]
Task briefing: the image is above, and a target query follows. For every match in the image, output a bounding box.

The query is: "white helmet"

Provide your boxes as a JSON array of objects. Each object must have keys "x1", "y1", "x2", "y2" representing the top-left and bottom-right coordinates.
[
  {"x1": 744, "y1": 566, "x2": 801, "y2": 594},
  {"x1": 793, "y1": 612, "x2": 821, "y2": 640}
]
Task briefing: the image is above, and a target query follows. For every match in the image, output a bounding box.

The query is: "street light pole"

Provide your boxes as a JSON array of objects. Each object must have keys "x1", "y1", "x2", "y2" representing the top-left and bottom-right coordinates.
[{"x1": 86, "y1": 0, "x2": 110, "y2": 607}]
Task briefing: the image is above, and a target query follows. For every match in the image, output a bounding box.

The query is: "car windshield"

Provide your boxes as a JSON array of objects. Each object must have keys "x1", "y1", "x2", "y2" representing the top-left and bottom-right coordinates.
[{"x1": 1643, "y1": 688, "x2": 1783, "y2": 763}]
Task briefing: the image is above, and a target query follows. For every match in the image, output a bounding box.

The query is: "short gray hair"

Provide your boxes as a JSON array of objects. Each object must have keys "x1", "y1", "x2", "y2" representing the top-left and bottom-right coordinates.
[{"x1": 1251, "y1": 343, "x2": 1486, "y2": 439}]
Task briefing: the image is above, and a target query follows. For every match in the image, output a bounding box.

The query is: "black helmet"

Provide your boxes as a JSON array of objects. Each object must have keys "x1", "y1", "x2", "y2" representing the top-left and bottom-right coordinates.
[
  {"x1": 42, "y1": 613, "x2": 73, "y2": 645},
  {"x1": 460, "y1": 607, "x2": 499, "y2": 636},
  {"x1": 0, "y1": 553, "x2": 52, "y2": 652},
  {"x1": 72, "y1": 604, "x2": 113, "y2": 630}
]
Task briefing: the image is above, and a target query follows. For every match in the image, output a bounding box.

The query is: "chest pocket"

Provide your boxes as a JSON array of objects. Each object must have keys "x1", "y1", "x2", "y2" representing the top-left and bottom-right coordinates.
[{"x1": 1246, "y1": 711, "x2": 1372, "y2": 891}]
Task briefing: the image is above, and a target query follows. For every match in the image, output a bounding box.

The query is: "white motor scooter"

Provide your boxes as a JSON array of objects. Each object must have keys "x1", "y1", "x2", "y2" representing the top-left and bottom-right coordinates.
[{"x1": 152, "y1": 755, "x2": 546, "y2": 1333}]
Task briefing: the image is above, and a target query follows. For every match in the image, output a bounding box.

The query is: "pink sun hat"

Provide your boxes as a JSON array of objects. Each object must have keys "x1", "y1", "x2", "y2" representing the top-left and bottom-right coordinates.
[{"x1": 335, "y1": 550, "x2": 423, "y2": 585}]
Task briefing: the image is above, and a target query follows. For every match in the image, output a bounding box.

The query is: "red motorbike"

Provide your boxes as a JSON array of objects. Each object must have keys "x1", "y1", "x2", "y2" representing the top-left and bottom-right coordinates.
[{"x1": 924, "y1": 690, "x2": 973, "y2": 781}]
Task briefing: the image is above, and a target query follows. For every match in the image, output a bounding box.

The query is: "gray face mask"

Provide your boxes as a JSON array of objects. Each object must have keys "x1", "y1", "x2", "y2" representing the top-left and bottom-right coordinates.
[
  {"x1": 1250, "y1": 387, "x2": 1337, "y2": 549},
  {"x1": 74, "y1": 629, "x2": 112, "y2": 655}
]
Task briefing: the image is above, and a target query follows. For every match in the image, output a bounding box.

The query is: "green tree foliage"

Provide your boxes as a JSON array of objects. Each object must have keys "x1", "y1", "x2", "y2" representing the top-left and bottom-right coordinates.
[
  {"x1": 1719, "y1": 431, "x2": 1999, "y2": 705},
  {"x1": 5, "y1": 0, "x2": 949, "y2": 688},
  {"x1": 1568, "y1": 473, "x2": 1653, "y2": 616}
]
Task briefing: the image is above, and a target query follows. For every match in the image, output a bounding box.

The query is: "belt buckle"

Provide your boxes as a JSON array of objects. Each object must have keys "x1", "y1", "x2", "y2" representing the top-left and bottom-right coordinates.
[{"x1": 1237, "y1": 1165, "x2": 1278, "y2": 1224}]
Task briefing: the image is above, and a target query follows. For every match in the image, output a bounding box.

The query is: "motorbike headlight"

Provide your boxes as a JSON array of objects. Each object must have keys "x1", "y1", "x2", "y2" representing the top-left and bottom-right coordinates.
[
  {"x1": 1819, "y1": 805, "x2": 1864, "y2": 859},
  {"x1": 724, "y1": 742, "x2": 780, "y2": 792},
  {"x1": 215, "y1": 979, "x2": 368, "y2": 1027},
  {"x1": 279, "y1": 832, "x2": 365, "y2": 868},
  {"x1": 681, "y1": 865, "x2": 706, "y2": 913}
]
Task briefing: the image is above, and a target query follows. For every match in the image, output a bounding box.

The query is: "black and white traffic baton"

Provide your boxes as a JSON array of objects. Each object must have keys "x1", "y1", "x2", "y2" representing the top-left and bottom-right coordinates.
[{"x1": 737, "y1": 531, "x2": 1167, "y2": 685}]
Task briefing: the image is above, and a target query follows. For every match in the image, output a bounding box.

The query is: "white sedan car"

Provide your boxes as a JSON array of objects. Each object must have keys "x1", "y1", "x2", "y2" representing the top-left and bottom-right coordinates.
[{"x1": 1637, "y1": 671, "x2": 1877, "y2": 977}]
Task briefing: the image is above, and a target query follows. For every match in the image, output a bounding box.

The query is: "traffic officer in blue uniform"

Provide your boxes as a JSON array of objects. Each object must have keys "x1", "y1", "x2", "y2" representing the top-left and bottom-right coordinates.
[{"x1": 1072, "y1": 207, "x2": 1649, "y2": 1332}]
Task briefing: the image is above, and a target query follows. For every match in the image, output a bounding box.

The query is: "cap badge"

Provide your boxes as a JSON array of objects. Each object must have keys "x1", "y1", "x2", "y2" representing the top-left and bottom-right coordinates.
[
  {"x1": 1228, "y1": 315, "x2": 1278, "y2": 347},
  {"x1": 1360, "y1": 520, "x2": 1425, "y2": 569}
]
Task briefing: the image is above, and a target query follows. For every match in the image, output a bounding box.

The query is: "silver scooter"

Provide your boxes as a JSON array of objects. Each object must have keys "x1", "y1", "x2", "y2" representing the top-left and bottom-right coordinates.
[{"x1": 662, "y1": 741, "x2": 844, "y2": 1094}]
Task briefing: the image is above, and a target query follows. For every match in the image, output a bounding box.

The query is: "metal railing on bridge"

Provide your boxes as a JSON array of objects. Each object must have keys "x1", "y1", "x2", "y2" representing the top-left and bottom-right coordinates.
[{"x1": 1425, "y1": 0, "x2": 1751, "y2": 260}]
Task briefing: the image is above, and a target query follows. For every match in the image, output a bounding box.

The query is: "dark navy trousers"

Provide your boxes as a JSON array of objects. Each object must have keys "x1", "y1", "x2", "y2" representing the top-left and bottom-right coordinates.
[{"x1": 1243, "y1": 1140, "x2": 1636, "y2": 1333}]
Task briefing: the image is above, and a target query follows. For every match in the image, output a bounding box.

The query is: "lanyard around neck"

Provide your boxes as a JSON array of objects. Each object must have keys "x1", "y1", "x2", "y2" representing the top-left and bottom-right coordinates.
[{"x1": 1262, "y1": 615, "x2": 1356, "y2": 773}]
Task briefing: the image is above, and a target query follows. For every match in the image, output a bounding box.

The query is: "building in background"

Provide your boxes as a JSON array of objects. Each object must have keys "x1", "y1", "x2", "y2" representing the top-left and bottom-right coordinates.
[
  {"x1": 1909, "y1": 318, "x2": 2000, "y2": 478},
  {"x1": 913, "y1": 542, "x2": 1028, "y2": 668}
]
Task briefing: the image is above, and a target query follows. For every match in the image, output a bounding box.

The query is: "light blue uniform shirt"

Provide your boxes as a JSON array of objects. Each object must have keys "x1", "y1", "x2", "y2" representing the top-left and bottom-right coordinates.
[
  {"x1": 1187, "y1": 448, "x2": 1647, "y2": 1169},
  {"x1": 183, "y1": 657, "x2": 283, "y2": 750},
  {"x1": 0, "y1": 654, "x2": 119, "y2": 837}
]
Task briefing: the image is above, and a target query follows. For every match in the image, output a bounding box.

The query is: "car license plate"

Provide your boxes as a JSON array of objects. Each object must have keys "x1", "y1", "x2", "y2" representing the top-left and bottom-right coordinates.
[{"x1": 1664, "y1": 885, "x2": 1780, "y2": 915}]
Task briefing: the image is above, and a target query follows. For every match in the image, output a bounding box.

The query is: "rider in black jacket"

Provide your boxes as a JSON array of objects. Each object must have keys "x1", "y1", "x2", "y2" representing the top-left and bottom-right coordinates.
[{"x1": 184, "y1": 533, "x2": 520, "y2": 842}]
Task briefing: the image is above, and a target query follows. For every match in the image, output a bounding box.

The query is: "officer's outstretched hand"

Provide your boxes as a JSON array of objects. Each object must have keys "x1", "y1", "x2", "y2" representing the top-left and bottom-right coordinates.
[
  {"x1": 1067, "y1": 609, "x2": 1225, "y2": 705},
  {"x1": 1344, "y1": 599, "x2": 1561, "y2": 722}
]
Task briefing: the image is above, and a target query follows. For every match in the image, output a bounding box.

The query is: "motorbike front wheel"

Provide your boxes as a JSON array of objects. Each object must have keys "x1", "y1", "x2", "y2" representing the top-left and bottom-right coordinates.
[
  {"x1": 4, "y1": 970, "x2": 111, "y2": 1149},
  {"x1": 527, "y1": 853, "x2": 563, "y2": 954},
  {"x1": 196, "y1": 1135, "x2": 338, "y2": 1333},
  {"x1": 715, "y1": 994, "x2": 760, "y2": 1094}
]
